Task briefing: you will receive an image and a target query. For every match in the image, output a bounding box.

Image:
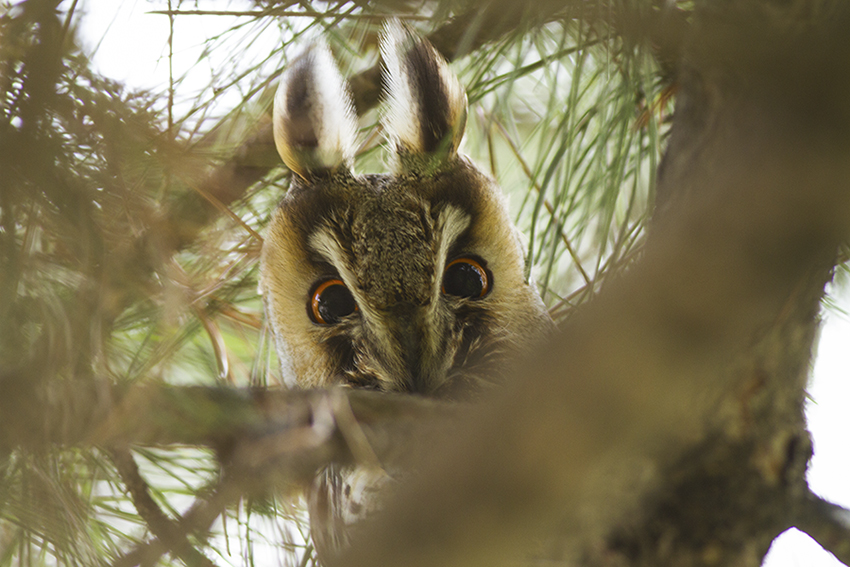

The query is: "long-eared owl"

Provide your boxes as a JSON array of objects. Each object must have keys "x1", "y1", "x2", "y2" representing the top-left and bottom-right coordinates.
[{"x1": 259, "y1": 19, "x2": 552, "y2": 561}]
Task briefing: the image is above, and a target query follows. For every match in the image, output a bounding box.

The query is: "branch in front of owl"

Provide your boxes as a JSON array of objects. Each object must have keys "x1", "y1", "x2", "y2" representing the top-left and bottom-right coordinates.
[
  {"x1": 0, "y1": 367, "x2": 475, "y2": 564},
  {"x1": 0, "y1": 375, "x2": 459, "y2": 479}
]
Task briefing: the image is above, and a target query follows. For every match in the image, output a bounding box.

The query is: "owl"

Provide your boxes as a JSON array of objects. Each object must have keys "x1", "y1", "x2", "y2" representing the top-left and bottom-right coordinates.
[{"x1": 259, "y1": 20, "x2": 552, "y2": 561}]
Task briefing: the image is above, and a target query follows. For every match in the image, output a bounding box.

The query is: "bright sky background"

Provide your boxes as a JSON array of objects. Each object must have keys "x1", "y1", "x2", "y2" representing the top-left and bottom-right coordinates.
[{"x1": 68, "y1": 1, "x2": 850, "y2": 565}]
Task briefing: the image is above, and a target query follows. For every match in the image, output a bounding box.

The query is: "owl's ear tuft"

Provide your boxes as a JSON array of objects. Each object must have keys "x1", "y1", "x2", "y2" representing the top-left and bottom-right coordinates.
[
  {"x1": 381, "y1": 19, "x2": 467, "y2": 174},
  {"x1": 273, "y1": 41, "x2": 358, "y2": 181}
]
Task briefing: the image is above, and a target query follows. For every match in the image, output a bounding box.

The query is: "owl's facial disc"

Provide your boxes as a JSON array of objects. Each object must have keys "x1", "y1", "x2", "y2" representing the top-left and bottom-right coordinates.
[
  {"x1": 261, "y1": 21, "x2": 553, "y2": 404},
  {"x1": 304, "y1": 199, "x2": 484, "y2": 394}
]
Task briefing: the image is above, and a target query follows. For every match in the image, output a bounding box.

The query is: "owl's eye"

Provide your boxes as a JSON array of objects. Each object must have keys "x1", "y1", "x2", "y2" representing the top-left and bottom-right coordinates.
[
  {"x1": 310, "y1": 279, "x2": 357, "y2": 325},
  {"x1": 442, "y1": 257, "x2": 491, "y2": 299}
]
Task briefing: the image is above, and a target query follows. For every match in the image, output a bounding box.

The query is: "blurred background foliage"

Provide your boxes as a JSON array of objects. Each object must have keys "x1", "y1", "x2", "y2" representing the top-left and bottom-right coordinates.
[{"x1": 0, "y1": 0, "x2": 676, "y2": 564}]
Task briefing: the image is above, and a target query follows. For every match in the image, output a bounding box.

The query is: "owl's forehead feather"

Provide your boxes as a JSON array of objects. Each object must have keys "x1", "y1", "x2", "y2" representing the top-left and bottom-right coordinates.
[
  {"x1": 281, "y1": 158, "x2": 492, "y2": 229},
  {"x1": 277, "y1": 161, "x2": 501, "y2": 305}
]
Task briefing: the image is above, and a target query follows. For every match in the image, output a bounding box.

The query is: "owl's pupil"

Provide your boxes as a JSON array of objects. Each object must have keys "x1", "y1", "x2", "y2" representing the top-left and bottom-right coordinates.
[
  {"x1": 313, "y1": 281, "x2": 356, "y2": 324},
  {"x1": 443, "y1": 259, "x2": 490, "y2": 299}
]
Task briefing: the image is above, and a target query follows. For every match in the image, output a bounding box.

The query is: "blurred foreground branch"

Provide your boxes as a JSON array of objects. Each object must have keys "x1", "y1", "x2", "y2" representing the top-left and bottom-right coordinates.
[
  {"x1": 328, "y1": 3, "x2": 850, "y2": 566},
  {"x1": 0, "y1": 375, "x2": 456, "y2": 484}
]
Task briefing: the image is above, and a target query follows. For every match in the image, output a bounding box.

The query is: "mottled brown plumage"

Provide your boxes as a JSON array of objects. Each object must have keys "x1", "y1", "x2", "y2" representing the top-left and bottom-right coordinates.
[{"x1": 260, "y1": 20, "x2": 552, "y2": 563}]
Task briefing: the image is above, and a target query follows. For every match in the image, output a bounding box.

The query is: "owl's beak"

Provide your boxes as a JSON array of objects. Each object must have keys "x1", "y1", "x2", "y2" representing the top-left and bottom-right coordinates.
[{"x1": 384, "y1": 303, "x2": 447, "y2": 395}]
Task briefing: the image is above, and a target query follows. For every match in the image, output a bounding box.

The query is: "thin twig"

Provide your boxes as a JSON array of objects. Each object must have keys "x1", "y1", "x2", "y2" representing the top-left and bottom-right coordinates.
[
  {"x1": 109, "y1": 448, "x2": 219, "y2": 567},
  {"x1": 112, "y1": 475, "x2": 241, "y2": 567},
  {"x1": 795, "y1": 491, "x2": 850, "y2": 565},
  {"x1": 147, "y1": 10, "x2": 430, "y2": 20},
  {"x1": 331, "y1": 389, "x2": 384, "y2": 470}
]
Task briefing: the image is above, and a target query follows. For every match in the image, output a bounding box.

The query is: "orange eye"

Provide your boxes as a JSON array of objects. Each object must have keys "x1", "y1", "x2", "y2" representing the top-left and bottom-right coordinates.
[
  {"x1": 309, "y1": 279, "x2": 356, "y2": 325},
  {"x1": 442, "y1": 257, "x2": 491, "y2": 299}
]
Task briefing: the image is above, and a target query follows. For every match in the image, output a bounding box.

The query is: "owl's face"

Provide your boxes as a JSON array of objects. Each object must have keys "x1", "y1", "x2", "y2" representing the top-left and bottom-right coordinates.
[{"x1": 260, "y1": 23, "x2": 550, "y2": 397}]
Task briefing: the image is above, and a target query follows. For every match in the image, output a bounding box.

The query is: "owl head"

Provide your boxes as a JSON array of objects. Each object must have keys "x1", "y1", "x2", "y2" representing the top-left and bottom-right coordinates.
[{"x1": 260, "y1": 21, "x2": 551, "y2": 398}]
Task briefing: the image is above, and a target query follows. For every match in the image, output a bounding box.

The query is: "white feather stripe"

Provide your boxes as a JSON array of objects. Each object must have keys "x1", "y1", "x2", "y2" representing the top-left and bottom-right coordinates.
[{"x1": 380, "y1": 19, "x2": 421, "y2": 154}]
